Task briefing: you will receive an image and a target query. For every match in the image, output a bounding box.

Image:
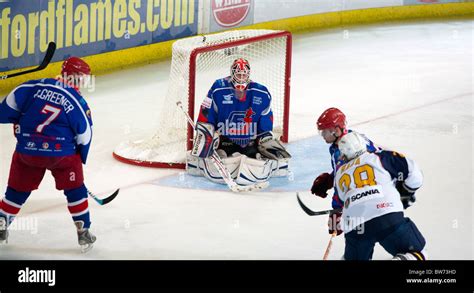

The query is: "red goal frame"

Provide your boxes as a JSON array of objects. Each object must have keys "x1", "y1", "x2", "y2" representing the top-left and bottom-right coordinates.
[{"x1": 113, "y1": 31, "x2": 292, "y2": 169}]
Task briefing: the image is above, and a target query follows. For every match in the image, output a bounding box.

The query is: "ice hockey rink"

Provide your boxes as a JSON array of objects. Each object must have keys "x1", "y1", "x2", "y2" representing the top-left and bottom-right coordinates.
[{"x1": 0, "y1": 19, "x2": 472, "y2": 260}]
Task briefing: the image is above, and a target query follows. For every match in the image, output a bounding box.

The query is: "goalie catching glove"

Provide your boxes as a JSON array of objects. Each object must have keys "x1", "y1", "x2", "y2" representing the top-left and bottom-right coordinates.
[
  {"x1": 191, "y1": 122, "x2": 220, "y2": 158},
  {"x1": 257, "y1": 133, "x2": 291, "y2": 160}
]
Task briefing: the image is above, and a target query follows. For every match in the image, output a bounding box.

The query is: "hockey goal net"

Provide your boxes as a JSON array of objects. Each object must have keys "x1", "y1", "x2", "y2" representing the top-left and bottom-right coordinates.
[{"x1": 113, "y1": 29, "x2": 292, "y2": 168}]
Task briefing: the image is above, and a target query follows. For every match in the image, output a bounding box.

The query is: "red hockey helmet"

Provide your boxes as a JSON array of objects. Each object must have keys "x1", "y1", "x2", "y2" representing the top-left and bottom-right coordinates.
[
  {"x1": 230, "y1": 58, "x2": 250, "y2": 91},
  {"x1": 61, "y1": 57, "x2": 91, "y2": 77},
  {"x1": 317, "y1": 107, "x2": 347, "y2": 130}
]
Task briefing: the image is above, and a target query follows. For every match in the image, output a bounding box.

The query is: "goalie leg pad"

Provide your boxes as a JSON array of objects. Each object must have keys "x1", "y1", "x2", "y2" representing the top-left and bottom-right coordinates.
[
  {"x1": 186, "y1": 151, "x2": 203, "y2": 177},
  {"x1": 192, "y1": 122, "x2": 219, "y2": 158},
  {"x1": 187, "y1": 151, "x2": 289, "y2": 183},
  {"x1": 235, "y1": 155, "x2": 277, "y2": 186},
  {"x1": 202, "y1": 156, "x2": 242, "y2": 184},
  {"x1": 187, "y1": 151, "x2": 242, "y2": 184},
  {"x1": 272, "y1": 158, "x2": 290, "y2": 177}
]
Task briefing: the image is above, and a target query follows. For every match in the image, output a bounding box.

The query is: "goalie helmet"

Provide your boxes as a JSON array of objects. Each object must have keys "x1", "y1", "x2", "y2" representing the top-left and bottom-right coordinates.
[
  {"x1": 317, "y1": 107, "x2": 346, "y2": 130},
  {"x1": 230, "y1": 58, "x2": 250, "y2": 91},
  {"x1": 337, "y1": 131, "x2": 367, "y2": 161}
]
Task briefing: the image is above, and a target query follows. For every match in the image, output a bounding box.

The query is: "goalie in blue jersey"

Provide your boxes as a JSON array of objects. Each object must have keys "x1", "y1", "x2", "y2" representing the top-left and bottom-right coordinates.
[{"x1": 186, "y1": 58, "x2": 291, "y2": 186}]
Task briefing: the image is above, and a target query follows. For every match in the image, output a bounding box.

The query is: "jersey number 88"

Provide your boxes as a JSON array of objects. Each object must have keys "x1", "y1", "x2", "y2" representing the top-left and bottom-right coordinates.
[{"x1": 338, "y1": 164, "x2": 377, "y2": 193}]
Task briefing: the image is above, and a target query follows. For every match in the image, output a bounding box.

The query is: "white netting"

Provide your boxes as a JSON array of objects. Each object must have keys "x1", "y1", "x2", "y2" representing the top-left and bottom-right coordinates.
[{"x1": 114, "y1": 29, "x2": 290, "y2": 166}]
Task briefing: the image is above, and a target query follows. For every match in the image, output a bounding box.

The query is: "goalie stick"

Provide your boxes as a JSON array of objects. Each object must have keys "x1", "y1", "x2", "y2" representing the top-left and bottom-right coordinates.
[
  {"x1": 296, "y1": 192, "x2": 342, "y2": 216},
  {"x1": 176, "y1": 101, "x2": 269, "y2": 193},
  {"x1": 1, "y1": 42, "x2": 57, "y2": 80},
  {"x1": 88, "y1": 189, "x2": 120, "y2": 205}
]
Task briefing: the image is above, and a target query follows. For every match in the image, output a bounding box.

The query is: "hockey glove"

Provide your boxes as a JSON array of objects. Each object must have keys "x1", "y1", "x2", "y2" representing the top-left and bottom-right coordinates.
[
  {"x1": 311, "y1": 172, "x2": 334, "y2": 198},
  {"x1": 257, "y1": 134, "x2": 291, "y2": 160},
  {"x1": 192, "y1": 122, "x2": 220, "y2": 158},
  {"x1": 396, "y1": 181, "x2": 417, "y2": 209},
  {"x1": 328, "y1": 211, "x2": 343, "y2": 236}
]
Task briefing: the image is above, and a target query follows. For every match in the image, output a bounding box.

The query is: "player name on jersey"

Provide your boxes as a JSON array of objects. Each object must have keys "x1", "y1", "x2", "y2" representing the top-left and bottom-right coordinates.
[{"x1": 33, "y1": 88, "x2": 75, "y2": 114}]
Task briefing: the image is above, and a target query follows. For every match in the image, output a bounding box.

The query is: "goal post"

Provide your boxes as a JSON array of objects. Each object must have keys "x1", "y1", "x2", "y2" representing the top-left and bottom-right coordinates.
[{"x1": 113, "y1": 29, "x2": 292, "y2": 168}]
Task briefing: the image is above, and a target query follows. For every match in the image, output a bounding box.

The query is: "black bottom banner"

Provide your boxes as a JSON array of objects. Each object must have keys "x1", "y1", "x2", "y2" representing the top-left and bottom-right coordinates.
[{"x1": 0, "y1": 260, "x2": 472, "y2": 291}]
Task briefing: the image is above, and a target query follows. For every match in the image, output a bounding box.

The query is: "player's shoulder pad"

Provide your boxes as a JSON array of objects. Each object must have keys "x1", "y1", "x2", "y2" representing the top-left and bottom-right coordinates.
[
  {"x1": 10, "y1": 79, "x2": 45, "y2": 93},
  {"x1": 375, "y1": 149, "x2": 406, "y2": 158},
  {"x1": 248, "y1": 82, "x2": 271, "y2": 105},
  {"x1": 374, "y1": 150, "x2": 408, "y2": 179},
  {"x1": 248, "y1": 81, "x2": 270, "y2": 93},
  {"x1": 215, "y1": 77, "x2": 230, "y2": 88},
  {"x1": 209, "y1": 77, "x2": 232, "y2": 95},
  {"x1": 12, "y1": 78, "x2": 60, "y2": 95}
]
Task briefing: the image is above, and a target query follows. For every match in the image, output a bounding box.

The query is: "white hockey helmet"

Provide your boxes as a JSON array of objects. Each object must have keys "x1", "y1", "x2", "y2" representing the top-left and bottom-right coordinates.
[{"x1": 338, "y1": 131, "x2": 367, "y2": 161}]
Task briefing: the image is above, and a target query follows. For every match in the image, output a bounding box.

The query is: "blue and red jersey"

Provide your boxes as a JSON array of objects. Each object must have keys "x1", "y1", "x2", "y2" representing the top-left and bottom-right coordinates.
[
  {"x1": 197, "y1": 77, "x2": 273, "y2": 147},
  {"x1": 0, "y1": 78, "x2": 93, "y2": 164}
]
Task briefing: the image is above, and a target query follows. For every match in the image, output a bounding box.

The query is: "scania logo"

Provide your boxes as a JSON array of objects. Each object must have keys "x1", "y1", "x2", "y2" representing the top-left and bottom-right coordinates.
[{"x1": 346, "y1": 188, "x2": 380, "y2": 208}]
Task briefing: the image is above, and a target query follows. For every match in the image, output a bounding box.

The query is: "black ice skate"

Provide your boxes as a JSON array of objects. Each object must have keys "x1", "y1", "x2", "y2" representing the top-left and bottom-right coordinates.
[{"x1": 0, "y1": 217, "x2": 8, "y2": 244}]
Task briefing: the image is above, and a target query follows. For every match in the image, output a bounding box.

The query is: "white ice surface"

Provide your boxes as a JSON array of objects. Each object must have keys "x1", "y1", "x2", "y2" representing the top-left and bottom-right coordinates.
[{"x1": 0, "y1": 19, "x2": 472, "y2": 260}]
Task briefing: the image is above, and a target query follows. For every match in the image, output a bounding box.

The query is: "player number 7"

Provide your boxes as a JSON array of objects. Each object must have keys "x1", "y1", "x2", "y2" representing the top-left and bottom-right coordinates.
[{"x1": 36, "y1": 104, "x2": 62, "y2": 133}]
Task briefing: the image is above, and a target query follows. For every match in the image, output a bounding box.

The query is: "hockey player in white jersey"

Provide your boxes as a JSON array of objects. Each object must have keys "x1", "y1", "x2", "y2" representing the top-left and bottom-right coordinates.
[
  {"x1": 186, "y1": 58, "x2": 291, "y2": 186},
  {"x1": 332, "y1": 131, "x2": 427, "y2": 260}
]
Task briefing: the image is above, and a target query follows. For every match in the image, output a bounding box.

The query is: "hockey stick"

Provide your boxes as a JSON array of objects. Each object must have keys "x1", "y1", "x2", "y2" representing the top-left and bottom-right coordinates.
[
  {"x1": 176, "y1": 101, "x2": 269, "y2": 192},
  {"x1": 87, "y1": 189, "x2": 120, "y2": 205},
  {"x1": 0, "y1": 42, "x2": 57, "y2": 80},
  {"x1": 296, "y1": 192, "x2": 342, "y2": 216},
  {"x1": 323, "y1": 231, "x2": 337, "y2": 260}
]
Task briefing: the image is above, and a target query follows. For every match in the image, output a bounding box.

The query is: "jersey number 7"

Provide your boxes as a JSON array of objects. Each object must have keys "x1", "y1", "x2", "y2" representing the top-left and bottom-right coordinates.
[{"x1": 36, "y1": 104, "x2": 62, "y2": 133}]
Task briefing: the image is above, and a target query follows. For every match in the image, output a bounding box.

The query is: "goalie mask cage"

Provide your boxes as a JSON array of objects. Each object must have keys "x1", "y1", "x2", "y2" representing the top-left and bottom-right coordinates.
[{"x1": 113, "y1": 29, "x2": 292, "y2": 168}]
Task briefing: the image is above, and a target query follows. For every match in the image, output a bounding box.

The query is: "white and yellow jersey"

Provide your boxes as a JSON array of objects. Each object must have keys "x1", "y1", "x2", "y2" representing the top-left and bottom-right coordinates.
[{"x1": 334, "y1": 150, "x2": 423, "y2": 233}]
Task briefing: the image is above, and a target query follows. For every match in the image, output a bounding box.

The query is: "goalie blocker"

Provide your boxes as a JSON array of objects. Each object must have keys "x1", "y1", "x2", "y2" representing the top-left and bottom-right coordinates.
[{"x1": 187, "y1": 123, "x2": 291, "y2": 186}]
